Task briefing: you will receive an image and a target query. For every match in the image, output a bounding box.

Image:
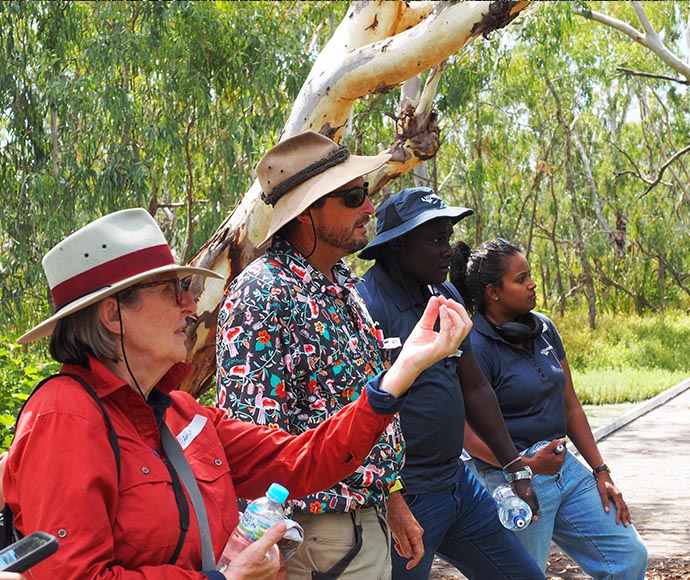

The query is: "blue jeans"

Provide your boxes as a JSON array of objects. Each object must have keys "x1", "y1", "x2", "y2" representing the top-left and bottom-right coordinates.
[
  {"x1": 470, "y1": 444, "x2": 648, "y2": 579},
  {"x1": 391, "y1": 465, "x2": 544, "y2": 580}
]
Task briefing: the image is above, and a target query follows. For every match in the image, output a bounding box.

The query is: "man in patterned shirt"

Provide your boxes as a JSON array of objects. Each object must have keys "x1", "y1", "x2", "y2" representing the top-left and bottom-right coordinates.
[{"x1": 216, "y1": 131, "x2": 419, "y2": 580}]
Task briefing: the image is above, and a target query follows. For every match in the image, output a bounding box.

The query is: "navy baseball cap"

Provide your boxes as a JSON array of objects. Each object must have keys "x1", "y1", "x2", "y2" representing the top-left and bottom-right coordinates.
[{"x1": 359, "y1": 187, "x2": 473, "y2": 260}]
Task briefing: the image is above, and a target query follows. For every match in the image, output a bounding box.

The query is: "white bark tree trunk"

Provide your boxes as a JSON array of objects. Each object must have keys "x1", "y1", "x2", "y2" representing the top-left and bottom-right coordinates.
[{"x1": 182, "y1": 0, "x2": 529, "y2": 395}]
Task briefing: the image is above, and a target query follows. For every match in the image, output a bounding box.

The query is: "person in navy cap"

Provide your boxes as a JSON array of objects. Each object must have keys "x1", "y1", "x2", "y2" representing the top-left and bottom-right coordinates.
[{"x1": 358, "y1": 187, "x2": 544, "y2": 580}]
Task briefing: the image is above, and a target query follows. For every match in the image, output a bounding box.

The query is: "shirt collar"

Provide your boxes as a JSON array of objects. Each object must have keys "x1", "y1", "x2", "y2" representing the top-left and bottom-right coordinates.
[
  {"x1": 272, "y1": 236, "x2": 362, "y2": 300},
  {"x1": 63, "y1": 355, "x2": 194, "y2": 398},
  {"x1": 364, "y1": 261, "x2": 434, "y2": 313}
]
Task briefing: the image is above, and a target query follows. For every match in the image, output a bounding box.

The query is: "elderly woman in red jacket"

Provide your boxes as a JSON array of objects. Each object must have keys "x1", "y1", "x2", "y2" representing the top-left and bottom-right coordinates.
[{"x1": 5, "y1": 208, "x2": 470, "y2": 580}]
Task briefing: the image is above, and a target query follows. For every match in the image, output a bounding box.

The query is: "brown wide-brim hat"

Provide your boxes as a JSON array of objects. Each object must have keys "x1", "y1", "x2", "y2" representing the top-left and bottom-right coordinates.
[
  {"x1": 257, "y1": 130, "x2": 391, "y2": 248},
  {"x1": 18, "y1": 208, "x2": 223, "y2": 344}
]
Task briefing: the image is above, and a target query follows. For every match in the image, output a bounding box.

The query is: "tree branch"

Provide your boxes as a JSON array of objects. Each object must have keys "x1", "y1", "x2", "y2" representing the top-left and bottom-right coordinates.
[
  {"x1": 616, "y1": 66, "x2": 689, "y2": 86},
  {"x1": 638, "y1": 143, "x2": 690, "y2": 198},
  {"x1": 573, "y1": 1, "x2": 690, "y2": 82}
]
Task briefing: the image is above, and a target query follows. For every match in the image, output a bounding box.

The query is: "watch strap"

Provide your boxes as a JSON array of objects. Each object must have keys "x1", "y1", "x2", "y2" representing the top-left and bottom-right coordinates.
[
  {"x1": 593, "y1": 463, "x2": 610, "y2": 476},
  {"x1": 504, "y1": 466, "x2": 533, "y2": 483}
]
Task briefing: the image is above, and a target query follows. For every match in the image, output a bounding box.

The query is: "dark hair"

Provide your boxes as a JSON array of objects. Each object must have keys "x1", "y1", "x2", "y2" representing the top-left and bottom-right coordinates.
[
  {"x1": 49, "y1": 289, "x2": 140, "y2": 366},
  {"x1": 450, "y1": 238, "x2": 521, "y2": 315},
  {"x1": 276, "y1": 197, "x2": 327, "y2": 241}
]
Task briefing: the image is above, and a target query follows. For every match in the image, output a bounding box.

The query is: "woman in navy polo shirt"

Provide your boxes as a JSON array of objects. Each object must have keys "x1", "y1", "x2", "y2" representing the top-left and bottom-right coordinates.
[{"x1": 452, "y1": 238, "x2": 647, "y2": 579}]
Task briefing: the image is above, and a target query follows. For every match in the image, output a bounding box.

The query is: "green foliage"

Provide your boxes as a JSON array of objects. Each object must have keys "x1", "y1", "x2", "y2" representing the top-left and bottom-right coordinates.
[
  {"x1": 0, "y1": 1, "x2": 343, "y2": 337},
  {"x1": 0, "y1": 340, "x2": 59, "y2": 450},
  {"x1": 558, "y1": 309, "x2": 690, "y2": 371},
  {"x1": 555, "y1": 308, "x2": 690, "y2": 404},
  {"x1": 435, "y1": 0, "x2": 690, "y2": 321}
]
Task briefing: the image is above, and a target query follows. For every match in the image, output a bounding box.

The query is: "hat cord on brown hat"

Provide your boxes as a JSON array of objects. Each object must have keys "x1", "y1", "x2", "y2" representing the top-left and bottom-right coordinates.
[{"x1": 261, "y1": 145, "x2": 349, "y2": 207}]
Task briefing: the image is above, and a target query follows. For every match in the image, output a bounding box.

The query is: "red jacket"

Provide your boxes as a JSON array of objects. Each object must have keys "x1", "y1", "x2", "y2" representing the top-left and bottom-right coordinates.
[{"x1": 5, "y1": 357, "x2": 395, "y2": 579}]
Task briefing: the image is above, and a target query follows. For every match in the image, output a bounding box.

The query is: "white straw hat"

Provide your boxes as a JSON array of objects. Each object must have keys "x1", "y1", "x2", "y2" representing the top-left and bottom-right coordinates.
[{"x1": 18, "y1": 208, "x2": 223, "y2": 344}]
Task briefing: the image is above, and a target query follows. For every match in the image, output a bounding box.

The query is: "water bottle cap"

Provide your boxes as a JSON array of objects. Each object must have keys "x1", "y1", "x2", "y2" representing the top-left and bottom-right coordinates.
[
  {"x1": 513, "y1": 515, "x2": 527, "y2": 529},
  {"x1": 266, "y1": 482, "x2": 289, "y2": 504}
]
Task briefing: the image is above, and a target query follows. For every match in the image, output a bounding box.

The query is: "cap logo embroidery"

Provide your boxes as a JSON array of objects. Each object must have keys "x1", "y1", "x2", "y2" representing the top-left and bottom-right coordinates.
[{"x1": 420, "y1": 193, "x2": 446, "y2": 209}]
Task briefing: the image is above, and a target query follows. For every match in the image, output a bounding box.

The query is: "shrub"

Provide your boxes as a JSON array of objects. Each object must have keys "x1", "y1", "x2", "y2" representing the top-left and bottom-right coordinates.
[{"x1": 0, "y1": 340, "x2": 59, "y2": 450}]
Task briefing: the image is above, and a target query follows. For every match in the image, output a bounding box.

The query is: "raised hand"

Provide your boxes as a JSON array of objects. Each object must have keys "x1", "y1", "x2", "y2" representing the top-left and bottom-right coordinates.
[{"x1": 381, "y1": 296, "x2": 472, "y2": 398}]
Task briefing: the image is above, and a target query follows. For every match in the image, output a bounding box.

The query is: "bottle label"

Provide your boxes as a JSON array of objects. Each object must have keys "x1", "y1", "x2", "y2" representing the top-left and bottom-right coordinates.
[
  {"x1": 492, "y1": 485, "x2": 514, "y2": 502},
  {"x1": 237, "y1": 510, "x2": 274, "y2": 541}
]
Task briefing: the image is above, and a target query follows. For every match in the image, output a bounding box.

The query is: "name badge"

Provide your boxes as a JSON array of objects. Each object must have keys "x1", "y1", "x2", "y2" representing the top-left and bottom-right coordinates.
[
  {"x1": 176, "y1": 414, "x2": 208, "y2": 450},
  {"x1": 382, "y1": 337, "x2": 402, "y2": 349}
]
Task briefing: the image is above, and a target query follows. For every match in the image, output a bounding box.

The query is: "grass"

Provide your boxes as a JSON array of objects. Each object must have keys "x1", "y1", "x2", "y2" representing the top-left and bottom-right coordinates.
[
  {"x1": 552, "y1": 308, "x2": 690, "y2": 405},
  {"x1": 571, "y1": 368, "x2": 688, "y2": 405}
]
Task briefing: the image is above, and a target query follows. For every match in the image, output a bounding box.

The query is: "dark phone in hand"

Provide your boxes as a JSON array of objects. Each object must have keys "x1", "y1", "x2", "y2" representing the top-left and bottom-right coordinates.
[{"x1": 0, "y1": 531, "x2": 58, "y2": 572}]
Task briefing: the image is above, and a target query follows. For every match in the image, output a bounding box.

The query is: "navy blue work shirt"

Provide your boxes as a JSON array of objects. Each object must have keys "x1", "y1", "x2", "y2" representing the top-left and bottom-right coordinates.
[
  {"x1": 470, "y1": 312, "x2": 567, "y2": 466},
  {"x1": 359, "y1": 261, "x2": 472, "y2": 495}
]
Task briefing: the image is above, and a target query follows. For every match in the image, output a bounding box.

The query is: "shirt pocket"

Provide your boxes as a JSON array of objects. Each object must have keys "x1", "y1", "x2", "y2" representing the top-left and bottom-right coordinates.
[
  {"x1": 114, "y1": 448, "x2": 181, "y2": 557},
  {"x1": 184, "y1": 423, "x2": 237, "y2": 536}
]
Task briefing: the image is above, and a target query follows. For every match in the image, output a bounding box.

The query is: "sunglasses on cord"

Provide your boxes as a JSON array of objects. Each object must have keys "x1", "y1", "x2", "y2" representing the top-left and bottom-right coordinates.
[
  {"x1": 484, "y1": 237, "x2": 511, "y2": 251},
  {"x1": 325, "y1": 182, "x2": 369, "y2": 208},
  {"x1": 130, "y1": 277, "x2": 193, "y2": 305}
]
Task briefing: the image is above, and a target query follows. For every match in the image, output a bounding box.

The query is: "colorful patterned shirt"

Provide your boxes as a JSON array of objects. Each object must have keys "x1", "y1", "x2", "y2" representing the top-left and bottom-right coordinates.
[{"x1": 216, "y1": 237, "x2": 404, "y2": 514}]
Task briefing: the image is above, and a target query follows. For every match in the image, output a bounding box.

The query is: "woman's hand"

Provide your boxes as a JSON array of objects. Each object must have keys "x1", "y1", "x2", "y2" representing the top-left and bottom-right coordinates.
[
  {"x1": 595, "y1": 472, "x2": 633, "y2": 526},
  {"x1": 221, "y1": 522, "x2": 286, "y2": 580},
  {"x1": 511, "y1": 479, "x2": 540, "y2": 523},
  {"x1": 381, "y1": 296, "x2": 472, "y2": 398},
  {"x1": 523, "y1": 439, "x2": 566, "y2": 476},
  {"x1": 0, "y1": 574, "x2": 26, "y2": 580}
]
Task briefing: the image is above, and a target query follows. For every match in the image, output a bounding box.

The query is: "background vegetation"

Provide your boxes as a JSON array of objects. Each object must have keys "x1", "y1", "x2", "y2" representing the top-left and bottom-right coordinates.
[{"x1": 1, "y1": 1, "x2": 689, "y2": 446}]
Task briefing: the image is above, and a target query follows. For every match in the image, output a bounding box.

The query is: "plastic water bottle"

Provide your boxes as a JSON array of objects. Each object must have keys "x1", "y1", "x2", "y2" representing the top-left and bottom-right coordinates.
[
  {"x1": 531, "y1": 440, "x2": 565, "y2": 455},
  {"x1": 217, "y1": 482, "x2": 289, "y2": 571},
  {"x1": 493, "y1": 484, "x2": 532, "y2": 531}
]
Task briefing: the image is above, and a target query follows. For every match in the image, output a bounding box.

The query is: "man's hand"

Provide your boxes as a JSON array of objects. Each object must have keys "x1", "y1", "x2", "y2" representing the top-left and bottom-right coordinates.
[{"x1": 386, "y1": 491, "x2": 425, "y2": 570}]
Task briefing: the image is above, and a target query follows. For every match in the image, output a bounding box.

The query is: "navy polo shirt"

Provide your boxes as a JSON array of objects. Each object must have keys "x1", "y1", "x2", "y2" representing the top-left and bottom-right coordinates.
[
  {"x1": 359, "y1": 262, "x2": 473, "y2": 494},
  {"x1": 470, "y1": 312, "x2": 567, "y2": 467}
]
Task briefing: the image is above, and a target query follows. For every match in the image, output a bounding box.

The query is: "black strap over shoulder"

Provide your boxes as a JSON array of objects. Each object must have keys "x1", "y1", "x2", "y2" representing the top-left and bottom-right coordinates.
[
  {"x1": 3, "y1": 373, "x2": 189, "y2": 565},
  {"x1": 1, "y1": 373, "x2": 122, "y2": 549},
  {"x1": 43, "y1": 373, "x2": 122, "y2": 481}
]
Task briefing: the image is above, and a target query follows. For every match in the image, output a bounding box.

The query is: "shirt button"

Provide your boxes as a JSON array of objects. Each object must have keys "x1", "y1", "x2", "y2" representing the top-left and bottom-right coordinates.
[
  {"x1": 57, "y1": 528, "x2": 67, "y2": 538},
  {"x1": 141, "y1": 467, "x2": 150, "y2": 475},
  {"x1": 214, "y1": 459, "x2": 223, "y2": 467}
]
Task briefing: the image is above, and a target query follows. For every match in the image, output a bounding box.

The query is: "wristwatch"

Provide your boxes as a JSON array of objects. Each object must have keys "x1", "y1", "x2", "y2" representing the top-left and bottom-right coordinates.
[
  {"x1": 504, "y1": 465, "x2": 533, "y2": 483},
  {"x1": 593, "y1": 463, "x2": 611, "y2": 477}
]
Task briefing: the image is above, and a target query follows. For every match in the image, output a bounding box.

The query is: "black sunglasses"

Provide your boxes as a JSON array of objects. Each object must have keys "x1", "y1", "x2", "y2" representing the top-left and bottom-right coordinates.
[
  {"x1": 130, "y1": 277, "x2": 193, "y2": 306},
  {"x1": 325, "y1": 182, "x2": 369, "y2": 208}
]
